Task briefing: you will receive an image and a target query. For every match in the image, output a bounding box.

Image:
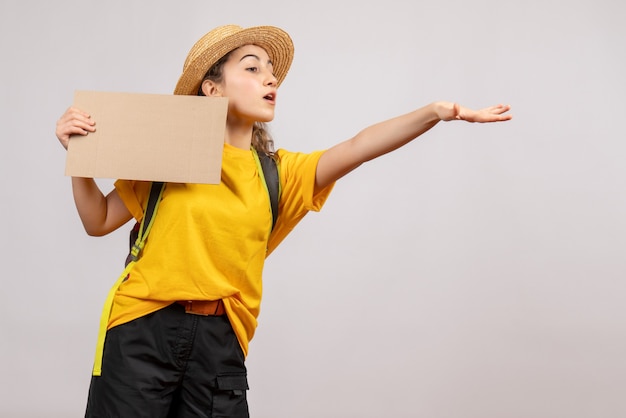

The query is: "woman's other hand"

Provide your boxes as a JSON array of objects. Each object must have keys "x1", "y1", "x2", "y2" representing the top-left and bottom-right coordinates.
[
  {"x1": 55, "y1": 107, "x2": 96, "y2": 150},
  {"x1": 437, "y1": 102, "x2": 512, "y2": 123}
]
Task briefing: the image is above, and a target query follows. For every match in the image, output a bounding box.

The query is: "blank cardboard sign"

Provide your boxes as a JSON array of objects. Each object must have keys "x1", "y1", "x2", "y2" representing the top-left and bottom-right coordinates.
[{"x1": 65, "y1": 91, "x2": 227, "y2": 184}]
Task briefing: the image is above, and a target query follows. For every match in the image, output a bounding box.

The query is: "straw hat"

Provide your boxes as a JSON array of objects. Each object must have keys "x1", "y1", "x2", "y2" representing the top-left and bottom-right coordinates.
[{"x1": 174, "y1": 25, "x2": 294, "y2": 96}]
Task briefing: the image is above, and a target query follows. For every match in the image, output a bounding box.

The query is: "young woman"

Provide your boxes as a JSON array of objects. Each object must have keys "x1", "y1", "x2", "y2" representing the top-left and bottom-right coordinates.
[{"x1": 56, "y1": 25, "x2": 511, "y2": 418}]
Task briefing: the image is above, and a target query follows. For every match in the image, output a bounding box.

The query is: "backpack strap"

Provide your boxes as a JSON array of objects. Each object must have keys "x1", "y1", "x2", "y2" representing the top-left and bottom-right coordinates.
[
  {"x1": 125, "y1": 181, "x2": 166, "y2": 266},
  {"x1": 94, "y1": 181, "x2": 165, "y2": 376},
  {"x1": 253, "y1": 149, "x2": 281, "y2": 230}
]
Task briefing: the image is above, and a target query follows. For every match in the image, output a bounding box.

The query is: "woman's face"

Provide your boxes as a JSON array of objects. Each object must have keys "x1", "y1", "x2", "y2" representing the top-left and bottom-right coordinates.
[{"x1": 210, "y1": 44, "x2": 278, "y2": 125}]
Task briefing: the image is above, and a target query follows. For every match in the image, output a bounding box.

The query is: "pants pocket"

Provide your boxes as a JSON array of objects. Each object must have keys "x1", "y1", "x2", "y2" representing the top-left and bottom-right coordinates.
[{"x1": 212, "y1": 373, "x2": 249, "y2": 418}]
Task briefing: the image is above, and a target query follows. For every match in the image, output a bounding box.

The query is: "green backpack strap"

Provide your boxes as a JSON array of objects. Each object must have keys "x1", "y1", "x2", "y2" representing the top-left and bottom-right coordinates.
[
  {"x1": 125, "y1": 181, "x2": 166, "y2": 266},
  {"x1": 95, "y1": 181, "x2": 165, "y2": 376}
]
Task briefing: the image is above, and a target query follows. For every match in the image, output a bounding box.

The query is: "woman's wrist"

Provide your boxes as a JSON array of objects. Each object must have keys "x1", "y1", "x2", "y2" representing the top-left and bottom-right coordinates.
[{"x1": 433, "y1": 101, "x2": 457, "y2": 121}]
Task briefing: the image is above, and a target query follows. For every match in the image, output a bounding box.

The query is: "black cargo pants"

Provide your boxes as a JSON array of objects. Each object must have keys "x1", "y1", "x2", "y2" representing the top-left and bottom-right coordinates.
[{"x1": 85, "y1": 302, "x2": 249, "y2": 418}]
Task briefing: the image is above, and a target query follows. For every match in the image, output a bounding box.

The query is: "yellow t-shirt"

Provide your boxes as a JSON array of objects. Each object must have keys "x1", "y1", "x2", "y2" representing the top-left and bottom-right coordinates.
[{"x1": 111, "y1": 143, "x2": 334, "y2": 356}]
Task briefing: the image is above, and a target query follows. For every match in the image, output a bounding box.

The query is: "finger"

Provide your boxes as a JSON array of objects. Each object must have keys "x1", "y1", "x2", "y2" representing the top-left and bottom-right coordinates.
[
  {"x1": 60, "y1": 107, "x2": 96, "y2": 127},
  {"x1": 56, "y1": 120, "x2": 96, "y2": 142},
  {"x1": 494, "y1": 104, "x2": 512, "y2": 120},
  {"x1": 77, "y1": 120, "x2": 97, "y2": 132},
  {"x1": 486, "y1": 112, "x2": 512, "y2": 122},
  {"x1": 481, "y1": 105, "x2": 512, "y2": 122},
  {"x1": 58, "y1": 116, "x2": 97, "y2": 134},
  {"x1": 69, "y1": 125, "x2": 94, "y2": 136},
  {"x1": 66, "y1": 106, "x2": 92, "y2": 119},
  {"x1": 487, "y1": 104, "x2": 511, "y2": 114}
]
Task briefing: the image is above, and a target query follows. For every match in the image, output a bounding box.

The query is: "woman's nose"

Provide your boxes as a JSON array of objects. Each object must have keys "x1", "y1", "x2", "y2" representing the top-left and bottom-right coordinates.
[{"x1": 265, "y1": 71, "x2": 278, "y2": 86}]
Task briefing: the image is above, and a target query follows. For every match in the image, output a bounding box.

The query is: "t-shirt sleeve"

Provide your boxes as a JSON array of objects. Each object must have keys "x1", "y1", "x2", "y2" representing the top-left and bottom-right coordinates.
[
  {"x1": 266, "y1": 149, "x2": 335, "y2": 255},
  {"x1": 114, "y1": 179, "x2": 152, "y2": 222}
]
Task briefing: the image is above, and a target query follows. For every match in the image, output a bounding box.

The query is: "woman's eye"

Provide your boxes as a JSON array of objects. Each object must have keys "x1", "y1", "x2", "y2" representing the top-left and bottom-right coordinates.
[{"x1": 246, "y1": 67, "x2": 258, "y2": 72}]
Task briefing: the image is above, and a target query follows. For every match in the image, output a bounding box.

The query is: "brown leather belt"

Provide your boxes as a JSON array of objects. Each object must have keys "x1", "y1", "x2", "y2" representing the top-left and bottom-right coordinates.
[{"x1": 177, "y1": 300, "x2": 226, "y2": 316}]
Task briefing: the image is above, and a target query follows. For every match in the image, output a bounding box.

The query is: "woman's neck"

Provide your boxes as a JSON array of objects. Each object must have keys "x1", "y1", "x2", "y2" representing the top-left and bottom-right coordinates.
[{"x1": 224, "y1": 121, "x2": 254, "y2": 150}]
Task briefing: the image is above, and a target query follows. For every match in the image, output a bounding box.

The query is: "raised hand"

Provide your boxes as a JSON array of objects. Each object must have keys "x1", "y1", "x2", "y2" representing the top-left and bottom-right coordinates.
[
  {"x1": 438, "y1": 102, "x2": 512, "y2": 123},
  {"x1": 55, "y1": 107, "x2": 96, "y2": 150}
]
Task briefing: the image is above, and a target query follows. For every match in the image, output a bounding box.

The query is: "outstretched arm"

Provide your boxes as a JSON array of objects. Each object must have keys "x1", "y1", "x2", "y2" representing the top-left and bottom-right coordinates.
[
  {"x1": 315, "y1": 101, "x2": 511, "y2": 189},
  {"x1": 56, "y1": 107, "x2": 133, "y2": 236}
]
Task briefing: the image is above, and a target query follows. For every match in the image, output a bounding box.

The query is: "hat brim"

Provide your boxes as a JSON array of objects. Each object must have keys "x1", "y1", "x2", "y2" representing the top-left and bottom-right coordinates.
[{"x1": 174, "y1": 25, "x2": 294, "y2": 96}]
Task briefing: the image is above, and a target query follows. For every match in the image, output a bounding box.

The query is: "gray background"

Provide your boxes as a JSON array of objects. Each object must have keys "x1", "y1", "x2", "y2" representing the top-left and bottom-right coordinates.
[{"x1": 1, "y1": 0, "x2": 625, "y2": 417}]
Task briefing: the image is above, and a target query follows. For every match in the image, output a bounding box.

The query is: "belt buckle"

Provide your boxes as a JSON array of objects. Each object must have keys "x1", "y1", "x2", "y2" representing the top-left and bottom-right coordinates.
[
  {"x1": 184, "y1": 300, "x2": 208, "y2": 316},
  {"x1": 182, "y1": 300, "x2": 225, "y2": 316}
]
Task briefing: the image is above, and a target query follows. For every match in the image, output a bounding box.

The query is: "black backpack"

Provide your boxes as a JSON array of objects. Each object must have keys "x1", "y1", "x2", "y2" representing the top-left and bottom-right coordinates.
[{"x1": 125, "y1": 151, "x2": 280, "y2": 266}]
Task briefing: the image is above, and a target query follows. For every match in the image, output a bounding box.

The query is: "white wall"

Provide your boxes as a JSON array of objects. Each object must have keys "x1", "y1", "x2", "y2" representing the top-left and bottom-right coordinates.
[{"x1": 1, "y1": 0, "x2": 625, "y2": 417}]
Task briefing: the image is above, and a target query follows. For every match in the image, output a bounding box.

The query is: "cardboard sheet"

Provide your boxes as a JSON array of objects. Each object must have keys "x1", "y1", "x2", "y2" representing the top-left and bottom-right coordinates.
[{"x1": 65, "y1": 91, "x2": 228, "y2": 184}]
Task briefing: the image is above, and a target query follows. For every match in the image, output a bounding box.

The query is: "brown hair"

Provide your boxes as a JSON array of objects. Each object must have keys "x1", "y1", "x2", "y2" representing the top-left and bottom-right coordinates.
[{"x1": 198, "y1": 50, "x2": 276, "y2": 156}]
